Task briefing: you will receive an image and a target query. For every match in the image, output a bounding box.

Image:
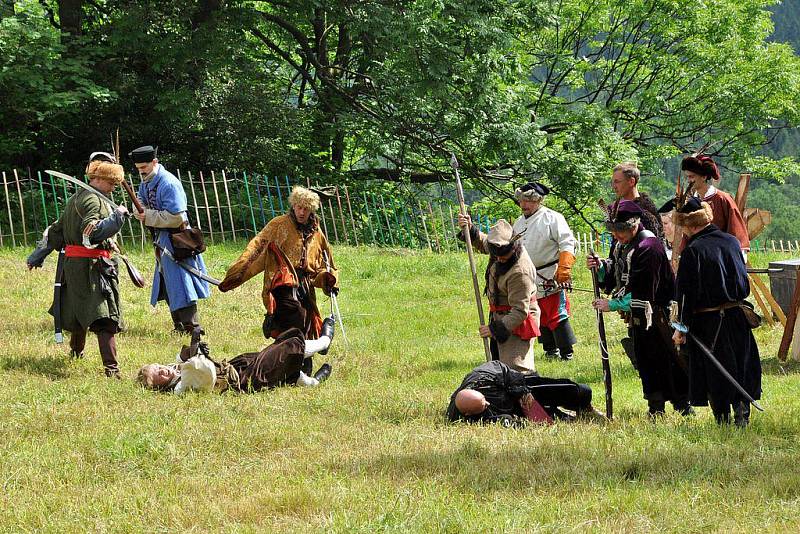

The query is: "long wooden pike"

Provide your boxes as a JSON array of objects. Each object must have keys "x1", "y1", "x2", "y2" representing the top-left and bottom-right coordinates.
[{"x1": 450, "y1": 154, "x2": 491, "y2": 362}]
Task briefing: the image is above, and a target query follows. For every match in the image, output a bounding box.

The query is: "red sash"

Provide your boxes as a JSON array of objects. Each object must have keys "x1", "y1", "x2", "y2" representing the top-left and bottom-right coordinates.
[
  {"x1": 488, "y1": 304, "x2": 541, "y2": 340},
  {"x1": 65, "y1": 245, "x2": 111, "y2": 259}
]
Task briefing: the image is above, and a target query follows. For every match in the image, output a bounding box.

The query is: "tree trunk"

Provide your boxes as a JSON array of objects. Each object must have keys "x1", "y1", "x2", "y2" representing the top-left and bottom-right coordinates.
[{"x1": 58, "y1": 0, "x2": 82, "y2": 37}]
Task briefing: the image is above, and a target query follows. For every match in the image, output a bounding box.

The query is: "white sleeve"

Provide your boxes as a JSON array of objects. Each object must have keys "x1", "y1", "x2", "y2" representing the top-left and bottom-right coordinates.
[{"x1": 551, "y1": 213, "x2": 577, "y2": 253}]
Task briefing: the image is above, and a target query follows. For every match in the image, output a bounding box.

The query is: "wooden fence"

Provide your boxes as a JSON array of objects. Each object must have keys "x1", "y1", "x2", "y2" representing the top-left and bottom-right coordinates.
[{"x1": 0, "y1": 167, "x2": 618, "y2": 253}]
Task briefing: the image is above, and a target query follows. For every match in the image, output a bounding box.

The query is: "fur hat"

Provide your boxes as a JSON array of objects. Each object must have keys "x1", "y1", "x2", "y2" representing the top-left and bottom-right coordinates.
[
  {"x1": 288, "y1": 185, "x2": 320, "y2": 211},
  {"x1": 86, "y1": 160, "x2": 124, "y2": 185},
  {"x1": 605, "y1": 199, "x2": 643, "y2": 232},
  {"x1": 515, "y1": 182, "x2": 549, "y2": 202},
  {"x1": 673, "y1": 197, "x2": 713, "y2": 227},
  {"x1": 681, "y1": 155, "x2": 720, "y2": 181}
]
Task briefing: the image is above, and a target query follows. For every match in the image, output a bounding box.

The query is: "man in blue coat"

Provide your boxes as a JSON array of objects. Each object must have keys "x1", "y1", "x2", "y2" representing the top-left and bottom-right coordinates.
[{"x1": 130, "y1": 146, "x2": 211, "y2": 333}]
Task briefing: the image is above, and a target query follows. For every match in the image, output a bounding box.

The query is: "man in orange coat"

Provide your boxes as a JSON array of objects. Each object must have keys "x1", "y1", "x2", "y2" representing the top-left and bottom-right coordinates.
[{"x1": 219, "y1": 186, "x2": 338, "y2": 372}]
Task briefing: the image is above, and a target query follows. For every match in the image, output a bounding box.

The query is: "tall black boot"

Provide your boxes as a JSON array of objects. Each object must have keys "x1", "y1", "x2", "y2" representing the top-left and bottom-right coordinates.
[
  {"x1": 710, "y1": 401, "x2": 731, "y2": 425},
  {"x1": 648, "y1": 399, "x2": 666, "y2": 419},
  {"x1": 734, "y1": 401, "x2": 751, "y2": 428}
]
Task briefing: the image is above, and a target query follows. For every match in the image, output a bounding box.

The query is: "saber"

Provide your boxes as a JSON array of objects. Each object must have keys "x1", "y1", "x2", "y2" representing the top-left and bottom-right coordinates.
[
  {"x1": 46, "y1": 170, "x2": 120, "y2": 209},
  {"x1": 322, "y1": 250, "x2": 348, "y2": 347},
  {"x1": 674, "y1": 325, "x2": 764, "y2": 412},
  {"x1": 47, "y1": 169, "x2": 147, "y2": 288}
]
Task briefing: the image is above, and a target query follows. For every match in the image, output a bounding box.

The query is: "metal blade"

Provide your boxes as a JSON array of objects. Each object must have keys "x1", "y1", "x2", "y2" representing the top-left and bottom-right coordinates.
[
  {"x1": 45, "y1": 170, "x2": 120, "y2": 210},
  {"x1": 688, "y1": 332, "x2": 764, "y2": 412}
]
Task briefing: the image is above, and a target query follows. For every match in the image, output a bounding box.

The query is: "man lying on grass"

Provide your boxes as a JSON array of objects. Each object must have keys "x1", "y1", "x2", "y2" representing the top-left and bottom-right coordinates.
[
  {"x1": 137, "y1": 318, "x2": 334, "y2": 394},
  {"x1": 447, "y1": 360, "x2": 606, "y2": 426}
]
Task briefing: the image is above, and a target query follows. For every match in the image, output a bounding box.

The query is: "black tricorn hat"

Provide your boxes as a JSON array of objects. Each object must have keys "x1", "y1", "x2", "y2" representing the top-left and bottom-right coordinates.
[{"x1": 129, "y1": 145, "x2": 157, "y2": 163}]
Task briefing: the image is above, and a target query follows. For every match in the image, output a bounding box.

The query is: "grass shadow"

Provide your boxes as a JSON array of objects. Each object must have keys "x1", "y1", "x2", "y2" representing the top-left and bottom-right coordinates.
[
  {"x1": 1, "y1": 354, "x2": 70, "y2": 379},
  {"x1": 761, "y1": 357, "x2": 800, "y2": 375}
]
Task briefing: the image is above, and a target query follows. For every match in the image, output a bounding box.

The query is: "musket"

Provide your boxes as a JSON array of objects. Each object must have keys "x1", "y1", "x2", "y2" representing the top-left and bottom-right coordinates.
[
  {"x1": 589, "y1": 248, "x2": 613, "y2": 419},
  {"x1": 322, "y1": 250, "x2": 348, "y2": 348},
  {"x1": 450, "y1": 154, "x2": 491, "y2": 362},
  {"x1": 45, "y1": 170, "x2": 146, "y2": 288}
]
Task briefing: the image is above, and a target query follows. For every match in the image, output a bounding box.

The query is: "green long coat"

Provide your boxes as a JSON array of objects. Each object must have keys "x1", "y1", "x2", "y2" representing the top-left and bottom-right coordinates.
[{"x1": 47, "y1": 189, "x2": 123, "y2": 333}]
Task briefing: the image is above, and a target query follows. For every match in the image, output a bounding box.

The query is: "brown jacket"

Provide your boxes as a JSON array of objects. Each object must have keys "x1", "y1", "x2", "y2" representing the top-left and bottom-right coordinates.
[
  {"x1": 219, "y1": 213, "x2": 338, "y2": 313},
  {"x1": 472, "y1": 232, "x2": 540, "y2": 373}
]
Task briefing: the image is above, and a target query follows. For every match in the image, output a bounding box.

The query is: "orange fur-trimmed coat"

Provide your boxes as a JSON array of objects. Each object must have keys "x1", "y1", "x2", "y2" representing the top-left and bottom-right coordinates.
[{"x1": 219, "y1": 213, "x2": 338, "y2": 317}]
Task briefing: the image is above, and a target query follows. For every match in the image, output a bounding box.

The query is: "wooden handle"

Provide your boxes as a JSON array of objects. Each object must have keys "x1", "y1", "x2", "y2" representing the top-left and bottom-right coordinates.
[{"x1": 121, "y1": 179, "x2": 144, "y2": 214}]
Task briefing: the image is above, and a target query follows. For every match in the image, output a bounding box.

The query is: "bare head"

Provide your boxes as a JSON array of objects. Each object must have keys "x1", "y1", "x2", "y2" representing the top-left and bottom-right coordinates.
[
  {"x1": 611, "y1": 163, "x2": 640, "y2": 200},
  {"x1": 136, "y1": 363, "x2": 178, "y2": 390},
  {"x1": 289, "y1": 186, "x2": 320, "y2": 225},
  {"x1": 455, "y1": 389, "x2": 490, "y2": 416}
]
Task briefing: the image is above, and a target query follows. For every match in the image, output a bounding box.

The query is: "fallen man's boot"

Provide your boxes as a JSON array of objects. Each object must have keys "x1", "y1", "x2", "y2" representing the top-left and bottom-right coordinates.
[
  {"x1": 313, "y1": 363, "x2": 332, "y2": 383},
  {"x1": 319, "y1": 316, "x2": 335, "y2": 355}
]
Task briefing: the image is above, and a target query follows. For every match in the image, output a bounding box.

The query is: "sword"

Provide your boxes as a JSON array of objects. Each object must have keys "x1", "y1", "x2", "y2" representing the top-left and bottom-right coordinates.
[
  {"x1": 46, "y1": 170, "x2": 120, "y2": 209},
  {"x1": 154, "y1": 242, "x2": 221, "y2": 286},
  {"x1": 323, "y1": 250, "x2": 348, "y2": 347},
  {"x1": 682, "y1": 329, "x2": 764, "y2": 412}
]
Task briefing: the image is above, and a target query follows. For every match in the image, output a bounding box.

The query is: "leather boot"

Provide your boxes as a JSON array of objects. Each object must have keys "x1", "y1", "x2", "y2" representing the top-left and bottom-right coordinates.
[
  {"x1": 97, "y1": 331, "x2": 120, "y2": 377},
  {"x1": 313, "y1": 363, "x2": 332, "y2": 383},
  {"x1": 734, "y1": 401, "x2": 750, "y2": 428},
  {"x1": 648, "y1": 399, "x2": 666, "y2": 419},
  {"x1": 70, "y1": 329, "x2": 87, "y2": 359},
  {"x1": 710, "y1": 400, "x2": 731, "y2": 425},
  {"x1": 318, "y1": 315, "x2": 335, "y2": 355}
]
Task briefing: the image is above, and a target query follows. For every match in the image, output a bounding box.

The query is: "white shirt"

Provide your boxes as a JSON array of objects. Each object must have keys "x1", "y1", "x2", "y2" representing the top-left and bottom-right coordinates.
[{"x1": 512, "y1": 206, "x2": 576, "y2": 297}]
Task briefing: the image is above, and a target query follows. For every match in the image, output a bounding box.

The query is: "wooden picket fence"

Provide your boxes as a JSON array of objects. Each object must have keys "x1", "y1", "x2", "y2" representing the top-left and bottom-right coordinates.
[{"x1": 0, "y1": 167, "x2": 616, "y2": 254}]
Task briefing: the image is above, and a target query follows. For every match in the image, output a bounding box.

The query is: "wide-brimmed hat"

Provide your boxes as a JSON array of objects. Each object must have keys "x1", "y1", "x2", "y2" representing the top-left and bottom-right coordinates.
[{"x1": 486, "y1": 219, "x2": 524, "y2": 256}]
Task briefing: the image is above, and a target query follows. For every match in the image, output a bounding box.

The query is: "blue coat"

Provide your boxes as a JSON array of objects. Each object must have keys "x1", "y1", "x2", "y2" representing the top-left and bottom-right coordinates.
[{"x1": 137, "y1": 165, "x2": 211, "y2": 311}]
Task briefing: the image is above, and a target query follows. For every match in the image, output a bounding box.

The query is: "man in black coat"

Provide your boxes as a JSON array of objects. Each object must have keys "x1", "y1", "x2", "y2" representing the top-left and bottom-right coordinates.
[
  {"x1": 672, "y1": 197, "x2": 762, "y2": 426},
  {"x1": 446, "y1": 360, "x2": 604, "y2": 425}
]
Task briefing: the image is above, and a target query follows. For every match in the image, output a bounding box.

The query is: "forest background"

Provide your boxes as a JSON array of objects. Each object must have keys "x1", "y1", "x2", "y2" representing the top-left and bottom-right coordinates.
[{"x1": 2, "y1": 0, "x2": 800, "y2": 239}]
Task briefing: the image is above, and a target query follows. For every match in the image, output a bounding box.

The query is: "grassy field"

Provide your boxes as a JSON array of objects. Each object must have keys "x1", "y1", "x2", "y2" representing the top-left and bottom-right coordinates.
[{"x1": 1, "y1": 243, "x2": 800, "y2": 532}]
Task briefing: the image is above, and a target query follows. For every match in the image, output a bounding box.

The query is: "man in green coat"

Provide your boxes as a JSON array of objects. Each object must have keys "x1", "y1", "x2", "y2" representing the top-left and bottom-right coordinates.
[{"x1": 28, "y1": 153, "x2": 130, "y2": 377}]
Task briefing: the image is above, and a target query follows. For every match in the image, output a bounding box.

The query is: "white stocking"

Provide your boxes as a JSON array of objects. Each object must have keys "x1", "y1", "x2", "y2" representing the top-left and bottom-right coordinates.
[{"x1": 304, "y1": 336, "x2": 331, "y2": 357}]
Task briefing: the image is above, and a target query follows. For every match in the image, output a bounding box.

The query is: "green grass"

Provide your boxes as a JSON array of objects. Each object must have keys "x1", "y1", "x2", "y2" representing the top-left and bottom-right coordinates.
[{"x1": 1, "y1": 244, "x2": 800, "y2": 532}]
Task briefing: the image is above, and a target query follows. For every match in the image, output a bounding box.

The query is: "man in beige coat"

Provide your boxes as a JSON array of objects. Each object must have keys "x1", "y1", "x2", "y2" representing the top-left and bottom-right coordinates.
[{"x1": 458, "y1": 216, "x2": 540, "y2": 373}]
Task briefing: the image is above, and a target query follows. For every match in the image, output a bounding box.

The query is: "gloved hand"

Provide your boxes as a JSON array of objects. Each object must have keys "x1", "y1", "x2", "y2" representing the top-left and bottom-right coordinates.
[{"x1": 555, "y1": 250, "x2": 576, "y2": 283}]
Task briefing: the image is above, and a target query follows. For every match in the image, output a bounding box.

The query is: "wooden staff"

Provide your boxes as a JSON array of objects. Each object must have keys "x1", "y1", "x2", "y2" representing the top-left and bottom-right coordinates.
[
  {"x1": 210, "y1": 170, "x2": 225, "y2": 239},
  {"x1": 241, "y1": 171, "x2": 258, "y2": 233},
  {"x1": 221, "y1": 170, "x2": 237, "y2": 240},
  {"x1": 335, "y1": 187, "x2": 350, "y2": 245},
  {"x1": 326, "y1": 197, "x2": 339, "y2": 242},
  {"x1": 344, "y1": 186, "x2": 358, "y2": 246},
  {"x1": 13, "y1": 170, "x2": 28, "y2": 245},
  {"x1": 589, "y1": 249, "x2": 613, "y2": 419},
  {"x1": 2, "y1": 172, "x2": 16, "y2": 247},
  {"x1": 427, "y1": 201, "x2": 442, "y2": 253},
  {"x1": 438, "y1": 203, "x2": 451, "y2": 251},
  {"x1": 379, "y1": 194, "x2": 394, "y2": 246},
  {"x1": 274, "y1": 176, "x2": 285, "y2": 212},
  {"x1": 198, "y1": 171, "x2": 214, "y2": 243},
  {"x1": 450, "y1": 154, "x2": 491, "y2": 362}
]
